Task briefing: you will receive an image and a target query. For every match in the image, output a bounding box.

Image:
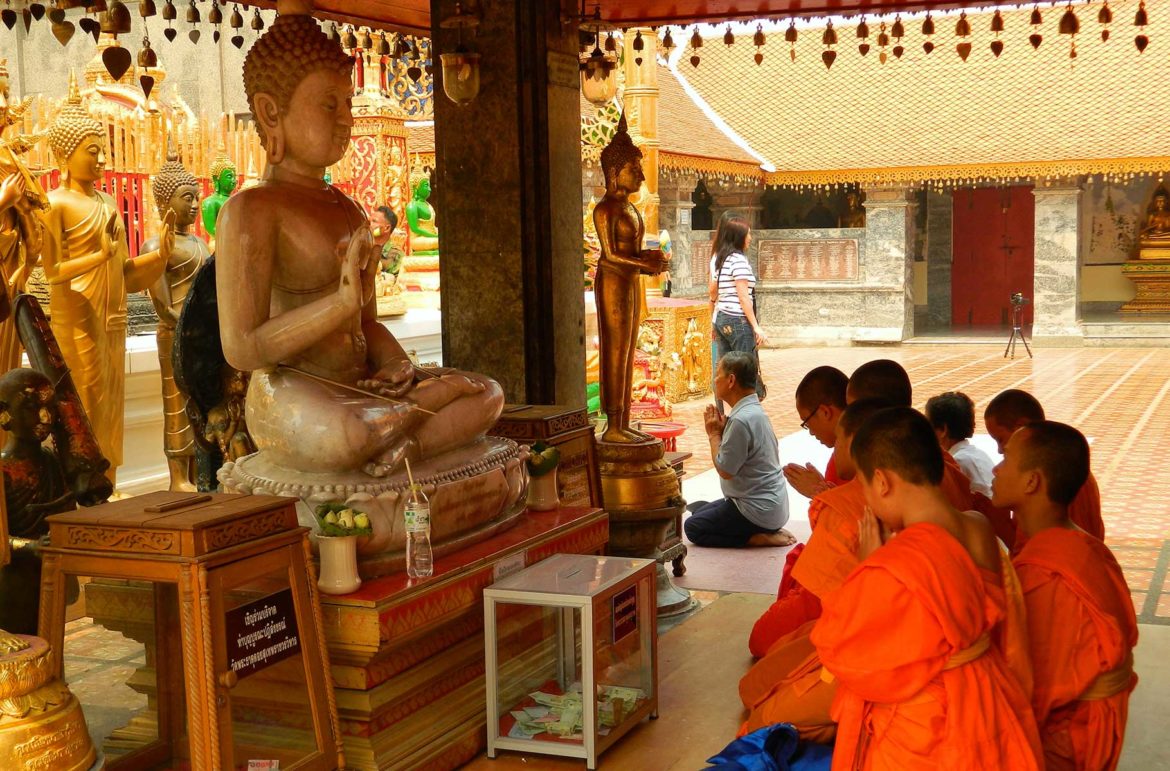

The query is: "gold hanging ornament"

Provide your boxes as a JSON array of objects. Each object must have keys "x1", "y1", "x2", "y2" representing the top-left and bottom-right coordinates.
[
  {"x1": 922, "y1": 12, "x2": 935, "y2": 54},
  {"x1": 856, "y1": 16, "x2": 869, "y2": 56},
  {"x1": 753, "y1": 23, "x2": 765, "y2": 65},
  {"x1": 990, "y1": 10, "x2": 1004, "y2": 57},
  {"x1": 209, "y1": 0, "x2": 222, "y2": 42},
  {"x1": 1134, "y1": 0, "x2": 1148, "y2": 52},
  {"x1": 955, "y1": 11, "x2": 971, "y2": 61},
  {"x1": 186, "y1": 0, "x2": 200, "y2": 44},
  {"x1": 1059, "y1": 2, "x2": 1079, "y2": 59},
  {"x1": 822, "y1": 20, "x2": 837, "y2": 69},
  {"x1": 1030, "y1": 4, "x2": 1043, "y2": 49},
  {"x1": 785, "y1": 19, "x2": 797, "y2": 62},
  {"x1": 723, "y1": 24, "x2": 733, "y2": 46},
  {"x1": 162, "y1": 0, "x2": 177, "y2": 41},
  {"x1": 689, "y1": 26, "x2": 701, "y2": 68},
  {"x1": 1099, "y1": 1, "x2": 1112, "y2": 42},
  {"x1": 891, "y1": 15, "x2": 904, "y2": 58},
  {"x1": 877, "y1": 21, "x2": 889, "y2": 64},
  {"x1": 633, "y1": 29, "x2": 644, "y2": 66},
  {"x1": 229, "y1": 3, "x2": 244, "y2": 48},
  {"x1": 662, "y1": 26, "x2": 674, "y2": 52}
]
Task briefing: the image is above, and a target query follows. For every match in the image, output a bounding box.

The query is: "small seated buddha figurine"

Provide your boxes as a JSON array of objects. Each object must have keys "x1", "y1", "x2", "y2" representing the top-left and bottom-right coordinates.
[
  {"x1": 42, "y1": 73, "x2": 172, "y2": 483},
  {"x1": 0, "y1": 368, "x2": 75, "y2": 635},
  {"x1": 217, "y1": 0, "x2": 503, "y2": 477},
  {"x1": 201, "y1": 146, "x2": 237, "y2": 240},
  {"x1": 1139, "y1": 185, "x2": 1170, "y2": 254},
  {"x1": 592, "y1": 114, "x2": 670, "y2": 443},
  {"x1": 838, "y1": 189, "x2": 866, "y2": 229},
  {"x1": 405, "y1": 175, "x2": 440, "y2": 256},
  {"x1": 144, "y1": 150, "x2": 209, "y2": 491},
  {"x1": 0, "y1": 58, "x2": 49, "y2": 374}
]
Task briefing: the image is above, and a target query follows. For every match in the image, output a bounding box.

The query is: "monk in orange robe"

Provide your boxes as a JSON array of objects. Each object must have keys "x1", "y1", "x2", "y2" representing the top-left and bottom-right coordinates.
[
  {"x1": 985, "y1": 389, "x2": 1105, "y2": 547},
  {"x1": 783, "y1": 366, "x2": 848, "y2": 498},
  {"x1": 747, "y1": 398, "x2": 882, "y2": 658},
  {"x1": 812, "y1": 407, "x2": 1042, "y2": 770},
  {"x1": 993, "y1": 421, "x2": 1137, "y2": 770}
]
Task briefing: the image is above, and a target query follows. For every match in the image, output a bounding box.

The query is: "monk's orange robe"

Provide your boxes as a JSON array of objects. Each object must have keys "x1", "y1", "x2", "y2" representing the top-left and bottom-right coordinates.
[
  {"x1": 1014, "y1": 527, "x2": 1137, "y2": 771},
  {"x1": 748, "y1": 480, "x2": 866, "y2": 657},
  {"x1": 812, "y1": 523, "x2": 1042, "y2": 770},
  {"x1": 941, "y1": 452, "x2": 976, "y2": 511}
]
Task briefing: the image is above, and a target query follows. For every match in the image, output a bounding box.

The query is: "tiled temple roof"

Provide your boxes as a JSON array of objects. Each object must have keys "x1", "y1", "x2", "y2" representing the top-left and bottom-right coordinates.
[{"x1": 671, "y1": 3, "x2": 1170, "y2": 186}]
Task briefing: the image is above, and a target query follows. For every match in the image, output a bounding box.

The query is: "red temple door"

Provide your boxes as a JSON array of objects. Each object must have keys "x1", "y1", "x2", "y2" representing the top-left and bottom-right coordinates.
[{"x1": 950, "y1": 186, "x2": 1035, "y2": 327}]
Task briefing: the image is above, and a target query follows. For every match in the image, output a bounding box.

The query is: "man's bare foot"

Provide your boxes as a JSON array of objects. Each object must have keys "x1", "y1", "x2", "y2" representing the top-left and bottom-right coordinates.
[
  {"x1": 747, "y1": 529, "x2": 797, "y2": 548},
  {"x1": 439, "y1": 373, "x2": 486, "y2": 395}
]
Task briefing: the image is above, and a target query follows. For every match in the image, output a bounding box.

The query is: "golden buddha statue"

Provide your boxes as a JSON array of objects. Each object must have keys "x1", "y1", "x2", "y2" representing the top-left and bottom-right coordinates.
[
  {"x1": 0, "y1": 59, "x2": 48, "y2": 374},
  {"x1": 592, "y1": 114, "x2": 669, "y2": 443},
  {"x1": 1139, "y1": 185, "x2": 1170, "y2": 257},
  {"x1": 216, "y1": 0, "x2": 503, "y2": 478},
  {"x1": 42, "y1": 72, "x2": 171, "y2": 484},
  {"x1": 144, "y1": 150, "x2": 209, "y2": 491}
]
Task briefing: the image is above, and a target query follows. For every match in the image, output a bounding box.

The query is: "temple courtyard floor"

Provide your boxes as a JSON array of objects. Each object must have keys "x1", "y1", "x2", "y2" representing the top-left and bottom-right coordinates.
[{"x1": 60, "y1": 344, "x2": 1169, "y2": 769}]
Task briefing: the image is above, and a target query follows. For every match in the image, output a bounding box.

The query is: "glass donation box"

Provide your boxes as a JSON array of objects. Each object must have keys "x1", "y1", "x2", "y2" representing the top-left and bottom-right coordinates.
[{"x1": 483, "y1": 553, "x2": 658, "y2": 769}]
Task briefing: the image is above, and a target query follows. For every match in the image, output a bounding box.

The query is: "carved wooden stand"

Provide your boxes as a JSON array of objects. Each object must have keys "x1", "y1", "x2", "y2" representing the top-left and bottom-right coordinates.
[{"x1": 38, "y1": 492, "x2": 342, "y2": 771}]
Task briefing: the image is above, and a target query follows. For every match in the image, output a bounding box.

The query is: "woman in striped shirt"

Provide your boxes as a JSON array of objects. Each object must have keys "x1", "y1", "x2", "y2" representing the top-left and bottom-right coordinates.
[{"x1": 709, "y1": 217, "x2": 767, "y2": 399}]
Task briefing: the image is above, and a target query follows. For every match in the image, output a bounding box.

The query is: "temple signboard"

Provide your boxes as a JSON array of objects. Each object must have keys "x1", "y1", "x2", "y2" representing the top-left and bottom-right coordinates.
[
  {"x1": 758, "y1": 238, "x2": 859, "y2": 282},
  {"x1": 691, "y1": 241, "x2": 711, "y2": 285}
]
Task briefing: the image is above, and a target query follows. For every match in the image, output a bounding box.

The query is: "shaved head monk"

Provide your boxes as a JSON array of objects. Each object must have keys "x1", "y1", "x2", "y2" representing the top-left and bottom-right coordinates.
[
  {"x1": 784, "y1": 366, "x2": 848, "y2": 498},
  {"x1": 740, "y1": 399, "x2": 892, "y2": 740},
  {"x1": 985, "y1": 389, "x2": 1105, "y2": 544},
  {"x1": 845, "y1": 358, "x2": 912, "y2": 406},
  {"x1": 993, "y1": 421, "x2": 1137, "y2": 771},
  {"x1": 811, "y1": 407, "x2": 1042, "y2": 770},
  {"x1": 747, "y1": 398, "x2": 888, "y2": 659},
  {"x1": 847, "y1": 358, "x2": 977, "y2": 511}
]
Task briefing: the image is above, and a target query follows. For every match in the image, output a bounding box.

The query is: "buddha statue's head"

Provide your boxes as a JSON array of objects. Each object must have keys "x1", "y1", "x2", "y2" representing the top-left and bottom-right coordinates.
[
  {"x1": 412, "y1": 176, "x2": 431, "y2": 202},
  {"x1": 1151, "y1": 186, "x2": 1169, "y2": 213},
  {"x1": 0, "y1": 368, "x2": 56, "y2": 445},
  {"x1": 153, "y1": 149, "x2": 200, "y2": 232},
  {"x1": 242, "y1": 7, "x2": 354, "y2": 170},
  {"x1": 48, "y1": 72, "x2": 105, "y2": 185},
  {"x1": 600, "y1": 114, "x2": 644, "y2": 197},
  {"x1": 210, "y1": 148, "x2": 238, "y2": 197}
]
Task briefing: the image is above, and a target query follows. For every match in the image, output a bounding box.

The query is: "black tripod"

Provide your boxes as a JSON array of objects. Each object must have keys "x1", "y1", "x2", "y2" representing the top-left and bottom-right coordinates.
[{"x1": 1004, "y1": 299, "x2": 1033, "y2": 359}]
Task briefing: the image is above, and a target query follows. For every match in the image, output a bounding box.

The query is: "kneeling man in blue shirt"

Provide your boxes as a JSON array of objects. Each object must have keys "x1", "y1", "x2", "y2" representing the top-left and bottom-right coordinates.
[{"x1": 684, "y1": 352, "x2": 793, "y2": 548}]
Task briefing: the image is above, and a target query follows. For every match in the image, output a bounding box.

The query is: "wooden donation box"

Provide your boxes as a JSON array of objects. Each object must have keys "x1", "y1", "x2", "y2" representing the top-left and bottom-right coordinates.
[
  {"x1": 484, "y1": 554, "x2": 658, "y2": 770},
  {"x1": 38, "y1": 492, "x2": 342, "y2": 771},
  {"x1": 491, "y1": 405, "x2": 601, "y2": 507}
]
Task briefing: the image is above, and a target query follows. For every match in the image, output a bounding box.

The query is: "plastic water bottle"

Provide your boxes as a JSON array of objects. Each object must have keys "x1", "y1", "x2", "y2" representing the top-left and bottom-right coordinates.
[{"x1": 405, "y1": 485, "x2": 433, "y2": 579}]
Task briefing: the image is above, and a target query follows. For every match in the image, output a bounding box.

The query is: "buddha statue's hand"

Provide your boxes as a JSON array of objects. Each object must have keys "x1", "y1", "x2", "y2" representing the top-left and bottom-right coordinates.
[
  {"x1": 0, "y1": 172, "x2": 24, "y2": 211},
  {"x1": 339, "y1": 224, "x2": 373, "y2": 312},
  {"x1": 158, "y1": 209, "x2": 176, "y2": 263},
  {"x1": 361, "y1": 357, "x2": 415, "y2": 398}
]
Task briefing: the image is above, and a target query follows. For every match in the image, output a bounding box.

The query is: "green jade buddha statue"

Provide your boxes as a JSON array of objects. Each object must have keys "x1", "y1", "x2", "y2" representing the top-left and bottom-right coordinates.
[
  {"x1": 406, "y1": 177, "x2": 439, "y2": 256},
  {"x1": 201, "y1": 149, "x2": 238, "y2": 238}
]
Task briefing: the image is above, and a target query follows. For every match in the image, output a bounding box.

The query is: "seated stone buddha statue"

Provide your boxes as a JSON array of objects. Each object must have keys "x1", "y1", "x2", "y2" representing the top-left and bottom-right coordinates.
[
  {"x1": 1139, "y1": 185, "x2": 1170, "y2": 249},
  {"x1": 216, "y1": 2, "x2": 503, "y2": 478}
]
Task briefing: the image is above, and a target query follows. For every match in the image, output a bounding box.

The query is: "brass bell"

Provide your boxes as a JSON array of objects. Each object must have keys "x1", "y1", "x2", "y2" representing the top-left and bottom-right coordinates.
[
  {"x1": 377, "y1": 31, "x2": 391, "y2": 56},
  {"x1": 208, "y1": 1, "x2": 222, "y2": 25},
  {"x1": 101, "y1": 0, "x2": 132, "y2": 34},
  {"x1": 229, "y1": 5, "x2": 243, "y2": 28},
  {"x1": 186, "y1": 0, "x2": 199, "y2": 24},
  {"x1": 250, "y1": 7, "x2": 264, "y2": 30},
  {"x1": 138, "y1": 41, "x2": 158, "y2": 67},
  {"x1": 342, "y1": 26, "x2": 357, "y2": 49},
  {"x1": 139, "y1": 0, "x2": 156, "y2": 16},
  {"x1": 359, "y1": 28, "x2": 373, "y2": 50},
  {"x1": 162, "y1": 0, "x2": 176, "y2": 21}
]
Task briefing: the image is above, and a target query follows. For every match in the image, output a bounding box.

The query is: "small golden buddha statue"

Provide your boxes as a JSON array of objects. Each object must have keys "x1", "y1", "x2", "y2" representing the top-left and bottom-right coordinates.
[
  {"x1": 217, "y1": 0, "x2": 502, "y2": 477},
  {"x1": 42, "y1": 72, "x2": 171, "y2": 484},
  {"x1": 839, "y1": 190, "x2": 866, "y2": 229},
  {"x1": 592, "y1": 114, "x2": 669, "y2": 443},
  {"x1": 1139, "y1": 185, "x2": 1170, "y2": 254},
  {"x1": 144, "y1": 150, "x2": 209, "y2": 491},
  {"x1": 0, "y1": 59, "x2": 48, "y2": 374}
]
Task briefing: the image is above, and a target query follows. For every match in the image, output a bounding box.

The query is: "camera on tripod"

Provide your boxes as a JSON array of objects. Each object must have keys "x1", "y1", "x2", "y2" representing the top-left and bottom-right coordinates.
[{"x1": 1010, "y1": 292, "x2": 1031, "y2": 307}]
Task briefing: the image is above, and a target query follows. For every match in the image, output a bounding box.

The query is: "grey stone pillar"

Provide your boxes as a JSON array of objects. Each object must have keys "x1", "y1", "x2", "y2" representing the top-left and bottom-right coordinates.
[
  {"x1": 925, "y1": 191, "x2": 953, "y2": 329},
  {"x1": 861, "y1": 186, "x2": 917, "y2": 340},
  {"x1": 659, "y1": 171, "x2": 698, "y2": 293},
  {"x1": 1032, "y1": 181, "x2": 1084, "y2": 344},
  {"x1": 431, "y1": 0, "x2": 585, "y2": 405}
]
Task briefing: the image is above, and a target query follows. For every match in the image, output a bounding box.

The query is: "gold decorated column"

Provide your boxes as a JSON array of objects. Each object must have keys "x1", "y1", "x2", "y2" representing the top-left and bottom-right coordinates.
[
  {"x1": 349, "y1": 52, "x2": 410, "y2": 228},
  {"x1": 622, "y1": 28, "x2": 662, "y2": 295}
]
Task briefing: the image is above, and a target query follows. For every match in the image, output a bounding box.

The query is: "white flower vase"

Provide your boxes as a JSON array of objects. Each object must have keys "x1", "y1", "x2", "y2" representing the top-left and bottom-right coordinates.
[
  {"x1": 527, "y1": 468, "x2": 560, "y2": 512},
  {"x1": 317, "y1": 535, "x2": 361, "y2": 595}
]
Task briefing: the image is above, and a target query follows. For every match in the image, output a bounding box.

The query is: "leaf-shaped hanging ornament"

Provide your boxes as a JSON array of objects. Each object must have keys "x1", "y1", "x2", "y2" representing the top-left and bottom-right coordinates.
[
  {"x1": 188, "y1": 28, "x2": 200, "y2": 43},
  {"x1": 754, "y1": 51, "x2": 763, "y2": 65},
  {"x1": 163, "y1": 25, "x2": 177, "y2": 41},
  {"x1": 1135, "y1": 33, "x2": 1149, "y2": 52},
  {"x1": 822, "y1": 49, "x2": 836, "y2": 69},
  {"x1": 103, "y1": 45, "x2": 133, "y2": 79},
  {"x1": 231, "y1": 33, "x2": 243, "y2": 48},
  {"x1": 48, "y1": 7, "x2": 65, "y2": 23},
  {"x1": 690, "y1": 53, "x2": 700, "y2": 67},
  {"x1": 991, "y1": 39, "x2": 1004, "y2": 57},
  {"x1": 2, "y1": 10, "x2": 16, "y2": 31},
  {"x1": 51, "y1": 19, "x2": 75, "y2": 45},
  {"x1": 1029, "y1": 32, "x2": 1043, "y2": 49},
  {"x1": 956, "y1": 41, "x2": 971, "y2": 60},
  {"x1": 29, "y1": 3, "x2": 44, "y2": 21},
  {"x1": 140, "y1": 74, "x2": 155, "y2": 98}
]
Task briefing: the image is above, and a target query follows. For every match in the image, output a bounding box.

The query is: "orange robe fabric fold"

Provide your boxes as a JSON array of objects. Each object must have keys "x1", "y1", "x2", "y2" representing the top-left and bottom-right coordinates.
[
  {"x1": 749, "y1": 480, "x2": 866, "y2": 657},
  {"x1": 812, "y1": 523, "x2": 1042, "y2": 770},
  {"x1": 941, "y1": 453, "x2": 976, "y2": 511},
  {"x1": 1014, "y1": 527, "x2": 1137, "y2": 771}
]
